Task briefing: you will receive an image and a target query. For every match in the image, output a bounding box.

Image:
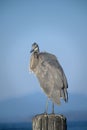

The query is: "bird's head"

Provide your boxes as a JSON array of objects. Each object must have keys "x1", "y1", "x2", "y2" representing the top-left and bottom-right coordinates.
[{"x1": 30, "y1": 42, "x2": 39, "y2": 54}]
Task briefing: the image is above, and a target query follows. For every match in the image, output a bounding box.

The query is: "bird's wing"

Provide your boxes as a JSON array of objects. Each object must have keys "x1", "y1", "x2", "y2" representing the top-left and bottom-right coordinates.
[
  {"x1": 34, "y1": 52, "x2": 68, "y2": 104},
  {"x1": 39, "y1": 52, "x2": 68, "y2": 88}
]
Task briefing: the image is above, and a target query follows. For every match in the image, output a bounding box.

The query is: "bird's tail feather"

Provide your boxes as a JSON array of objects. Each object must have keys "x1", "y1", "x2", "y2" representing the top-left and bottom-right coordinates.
[{"x1": 61, "y1": 89, "x2": 68, "y2": 102}]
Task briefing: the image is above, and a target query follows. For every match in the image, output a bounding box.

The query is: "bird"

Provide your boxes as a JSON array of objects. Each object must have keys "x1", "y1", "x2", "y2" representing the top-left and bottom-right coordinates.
[{"x1": 30, "y1": 42, "x2": 68, "y2": 113}]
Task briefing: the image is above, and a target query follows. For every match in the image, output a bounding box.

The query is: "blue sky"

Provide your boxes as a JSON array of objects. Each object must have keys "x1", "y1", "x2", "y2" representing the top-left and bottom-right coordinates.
[{"x1": 0, "y1": 0, "x2": 87, "y2": 122}]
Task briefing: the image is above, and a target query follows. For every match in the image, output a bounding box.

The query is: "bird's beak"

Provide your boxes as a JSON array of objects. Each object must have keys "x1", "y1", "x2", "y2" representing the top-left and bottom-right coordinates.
[{"x1": 30, "y1": 49, "x2": 34, "y2": 53}]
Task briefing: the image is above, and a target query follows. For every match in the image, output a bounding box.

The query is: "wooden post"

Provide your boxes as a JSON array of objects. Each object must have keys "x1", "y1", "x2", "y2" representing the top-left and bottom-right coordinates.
[{"x1": 32, "y1": 113, "x2": 67, "y2": 130}]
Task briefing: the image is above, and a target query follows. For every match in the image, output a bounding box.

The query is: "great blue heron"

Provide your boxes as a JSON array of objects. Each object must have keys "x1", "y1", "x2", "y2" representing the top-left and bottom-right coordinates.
[{"x1": 30, "y1": 43, "x2": 68, "y2": 113}]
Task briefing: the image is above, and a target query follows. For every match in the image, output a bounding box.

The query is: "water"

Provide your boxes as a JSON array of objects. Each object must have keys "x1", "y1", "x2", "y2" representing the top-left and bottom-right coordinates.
[
  {"x1": 67, "y1": 121, "x2": 87, "y2": 130},
  {"x1": 0, "y1": 123, "x2": 32, "y2": 130},
  {"x1": 0, "y1": 121, "x2": 87, "y2": 130}
]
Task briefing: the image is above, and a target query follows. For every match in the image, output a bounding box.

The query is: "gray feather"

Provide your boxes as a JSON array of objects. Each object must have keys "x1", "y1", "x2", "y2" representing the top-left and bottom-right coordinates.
[{"x1": 30, "y1": 49, "x2": 68, "y2": 105}]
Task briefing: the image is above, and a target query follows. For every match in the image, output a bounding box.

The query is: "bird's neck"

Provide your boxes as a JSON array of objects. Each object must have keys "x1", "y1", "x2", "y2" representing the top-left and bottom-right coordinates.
[
  {"x1": 30, "y1": 52, "x2": 39, "y2": 71},
  {"x1": 34, "y1": 52, "x2": 39, "y2": 58}
]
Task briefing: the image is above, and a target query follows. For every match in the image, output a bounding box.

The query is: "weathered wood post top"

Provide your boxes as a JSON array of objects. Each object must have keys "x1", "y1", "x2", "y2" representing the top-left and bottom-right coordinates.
[{"x1": 32, "y1": 113, "x2": 67, "y2": 130}]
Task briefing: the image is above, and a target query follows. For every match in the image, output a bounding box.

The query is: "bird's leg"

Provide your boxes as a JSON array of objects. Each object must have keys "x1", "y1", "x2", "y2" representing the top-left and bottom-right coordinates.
[
  {"x1": 52, "y1": 102, "x2": 55, "y2": 114},
  {"x1": 44, "y1": 98, "x2": 48, "y2": 114}
]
